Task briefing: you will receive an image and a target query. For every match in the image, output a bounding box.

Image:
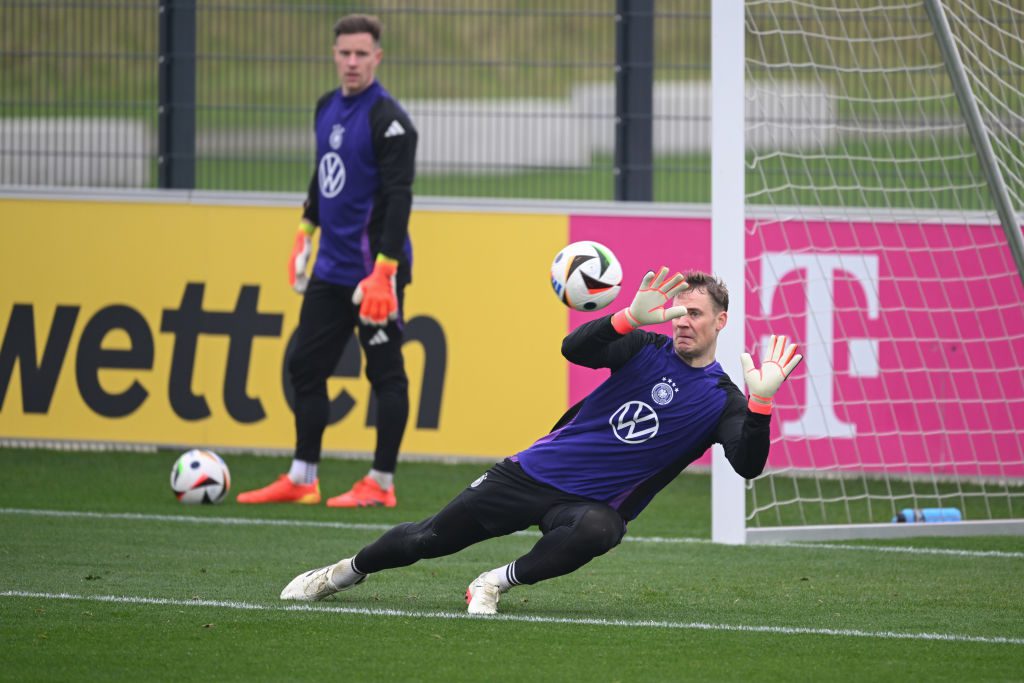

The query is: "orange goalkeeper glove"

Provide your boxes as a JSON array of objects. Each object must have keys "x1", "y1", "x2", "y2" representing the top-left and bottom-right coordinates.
[
  {"x1": 288, "y1": 221, "x2": 316, "y2": 294},
  {"x1": 741, "y1": 334, "x2": 803, "y2": 415},
  {"x1": 352, "y1": 254, "x2": 399, "y2": 326},
  {"x1": 610, "y1": 267, "x2": 690, "y2": 334}
]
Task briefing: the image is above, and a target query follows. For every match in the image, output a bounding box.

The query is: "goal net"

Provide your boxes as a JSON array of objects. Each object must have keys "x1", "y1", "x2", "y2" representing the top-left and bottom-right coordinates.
[{"x1": 736, "y1": 0, "x2": 1024, "y2": 540}]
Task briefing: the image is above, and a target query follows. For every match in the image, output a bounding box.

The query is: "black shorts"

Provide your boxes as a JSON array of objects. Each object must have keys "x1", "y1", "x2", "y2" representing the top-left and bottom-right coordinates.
[{"x1": 455, "y1": 459, "x2": 624, "y2": 536}]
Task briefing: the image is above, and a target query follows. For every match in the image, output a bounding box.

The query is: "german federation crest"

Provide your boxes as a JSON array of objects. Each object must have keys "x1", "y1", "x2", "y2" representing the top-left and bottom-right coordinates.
[
  {"x1": 651, "y1": 377, "x2": 678, "y2": 406},
  {"x1": 329, "y1": 124, "x2": 345, "y2": 149}
]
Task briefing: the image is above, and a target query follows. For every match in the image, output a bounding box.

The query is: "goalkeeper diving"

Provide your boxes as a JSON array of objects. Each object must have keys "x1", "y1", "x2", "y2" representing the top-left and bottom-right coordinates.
[{"x1": 280, "y1": 267, "x2": 802, "y2": 615}]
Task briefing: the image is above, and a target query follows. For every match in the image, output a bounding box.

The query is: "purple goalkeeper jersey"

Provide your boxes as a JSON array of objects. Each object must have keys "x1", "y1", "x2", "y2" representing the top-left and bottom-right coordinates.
[
  {"x1": 514, "y1": 315, "x2": 770, "y2": 521},
  {"x1": 302, "y1": 81, "x2": 417, "y2": 287}
]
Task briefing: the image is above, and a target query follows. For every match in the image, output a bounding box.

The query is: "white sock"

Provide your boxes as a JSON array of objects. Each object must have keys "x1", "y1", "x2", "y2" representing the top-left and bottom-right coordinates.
[
  {"x1": 288, "y1": 460, "x2": 318, "y2": 485},
  {"x1": 368, "y1": 469, "x2": 393, "y2": 490},
  {"x1": 485, "y1": 562, "x2": 518, "y2": 592},
  {"x1": 329, "y1": 557, "x2": 365, "y2": 589}
]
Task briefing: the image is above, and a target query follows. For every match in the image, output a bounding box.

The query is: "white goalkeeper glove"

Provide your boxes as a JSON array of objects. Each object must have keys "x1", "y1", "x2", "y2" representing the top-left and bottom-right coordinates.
[
  {"x1": 610, "y1": 267, "x2": 690, "y2": 334},
  {"x1": 741, "y1": 334, "x2": 803, "y2": 415},
  {"x1": 288, "y1": 220, "x2": 316, "y2": 294}
]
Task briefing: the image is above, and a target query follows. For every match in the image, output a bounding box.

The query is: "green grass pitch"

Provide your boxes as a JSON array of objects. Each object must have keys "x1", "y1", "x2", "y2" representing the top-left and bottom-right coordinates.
[{"x1": 2, "y1": 447, "x2": 1022, "y2": 682}]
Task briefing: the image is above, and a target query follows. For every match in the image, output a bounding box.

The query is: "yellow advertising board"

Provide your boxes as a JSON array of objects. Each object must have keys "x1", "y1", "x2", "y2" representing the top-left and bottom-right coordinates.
[{"x1": 0, "y1": 197, "x2": 569, "y2": 458}]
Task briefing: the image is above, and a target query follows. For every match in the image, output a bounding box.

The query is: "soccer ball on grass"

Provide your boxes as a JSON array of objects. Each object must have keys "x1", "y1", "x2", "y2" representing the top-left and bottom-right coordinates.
[
  {"x1": 549, "y1": 240, "x2": 623, "y2": 311},
  {"x1": 170, "y1": 449, "x2": 231, "y2": 504}
]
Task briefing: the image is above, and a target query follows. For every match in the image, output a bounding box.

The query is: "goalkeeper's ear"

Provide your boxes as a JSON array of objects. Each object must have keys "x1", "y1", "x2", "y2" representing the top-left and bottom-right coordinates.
[{"x1": 714, "y1": 308, "x2": 728, "y2": 334}]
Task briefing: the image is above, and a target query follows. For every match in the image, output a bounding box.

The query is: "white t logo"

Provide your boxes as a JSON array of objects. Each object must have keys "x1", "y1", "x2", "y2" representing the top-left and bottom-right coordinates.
[
  {"x1": 610, "y1": 401, "x2": 660, "y2": 444},
  {"x1": 761, "y1": 252, "x2": 880, "y2": 438},
  {"x1": 318, "y1": 152, "x2": 346, "y2": 198}
]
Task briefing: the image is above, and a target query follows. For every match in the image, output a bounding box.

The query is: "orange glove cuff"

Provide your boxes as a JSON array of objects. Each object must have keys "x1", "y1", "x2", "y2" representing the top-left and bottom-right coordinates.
[
  {"x1": 374, "y1": 253, "x2": 399, "y2": 275},
  {"x1": 610, "y1": 309, "x2": 639, "y2": 335},
  {"x1": 747, "y1": 394, "x2": 773, "y2": 415}
]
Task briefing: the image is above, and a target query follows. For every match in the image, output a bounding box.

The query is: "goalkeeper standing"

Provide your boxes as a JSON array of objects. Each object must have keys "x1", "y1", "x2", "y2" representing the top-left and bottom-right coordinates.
[
  {"x1": 238, "y1": 14, "x2": 417, "y2": 508},
  {"x1": 279, "y1": 268, "x2": 803, "y2": 614}
]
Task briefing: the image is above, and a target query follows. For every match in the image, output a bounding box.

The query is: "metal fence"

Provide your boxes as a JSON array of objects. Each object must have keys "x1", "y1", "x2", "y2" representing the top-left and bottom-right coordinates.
[
  {"x1": 1, "y1": 0, "x2": 713, "y2": 202},
  {"x1": 4, "y1": 2, "x2": 1013, "y2": 206}
]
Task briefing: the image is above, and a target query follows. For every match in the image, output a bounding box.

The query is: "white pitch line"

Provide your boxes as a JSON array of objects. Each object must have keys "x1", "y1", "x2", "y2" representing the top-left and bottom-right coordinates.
[
  {"x1": 770, "y1": 540, "x2": 1024, "y2": 559},
  {"x1": 2, "y1": 590, "x2": 1021, "y2": 646},
  {"x1": 2, "y1": 507, "x2": 1022, "y2": 559},
  {"x1": 0, "y1": 507, "x2": 392, "y2": 532}
]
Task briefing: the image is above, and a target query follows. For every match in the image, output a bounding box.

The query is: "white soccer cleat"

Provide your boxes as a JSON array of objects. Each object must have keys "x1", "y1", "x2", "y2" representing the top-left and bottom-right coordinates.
[
  {"x1": 279, "y1": 558, "x2": 365, "y2": 601},
  {"x1": 465, "y1": 572, "x2": 502, "y2": 615}
]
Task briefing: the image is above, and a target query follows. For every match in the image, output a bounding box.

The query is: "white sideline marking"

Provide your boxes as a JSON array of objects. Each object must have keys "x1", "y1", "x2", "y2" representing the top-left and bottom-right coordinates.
[
  {"x1": 0, "y1": 507, "x2": 392, "y2": 532},
  {"x1": 770, "y1": 540, "x2": 1024, "y2": 559},
  {"x1": 2, "y1": 590, "x2": 1021, "y2": 646},
  {"x1": 2, "y1": 508, "x2": 1022, "y2": 559}
]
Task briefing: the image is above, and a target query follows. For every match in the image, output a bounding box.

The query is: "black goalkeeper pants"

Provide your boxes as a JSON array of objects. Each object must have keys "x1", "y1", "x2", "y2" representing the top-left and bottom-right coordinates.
[
  {"x1": 353, "y1": 460, "x2": 627, "y2": 586},
  {"x1": 288, "y1": 276, "x2": 409, "y2": 472}
]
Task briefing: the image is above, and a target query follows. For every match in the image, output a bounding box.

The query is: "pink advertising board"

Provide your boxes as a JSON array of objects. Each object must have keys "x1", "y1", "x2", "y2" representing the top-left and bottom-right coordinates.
[
  {"x1": 569, "y1": 214, "x2": 1024, "y2": 478},
  {"x1": 567, "y1": 214, "x2": 712, "y2": 402}
]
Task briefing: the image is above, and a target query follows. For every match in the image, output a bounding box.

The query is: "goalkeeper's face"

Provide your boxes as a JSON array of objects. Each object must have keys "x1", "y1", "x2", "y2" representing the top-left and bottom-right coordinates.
[
  {"x1": 333, "y1": 31, "x2": 382, "y2": 96},
  {"x1": 671, "y1": 288, "x2": 727, "y2": 366}
]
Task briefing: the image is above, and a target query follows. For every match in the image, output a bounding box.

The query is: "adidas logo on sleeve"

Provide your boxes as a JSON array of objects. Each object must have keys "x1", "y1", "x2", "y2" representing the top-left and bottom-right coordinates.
[
  {"x1": 384, "y1": 120, "x2": 405, "y2": 138},
  {"x1": 367, "y1": 329, "x2": 390, "y2": 346}
]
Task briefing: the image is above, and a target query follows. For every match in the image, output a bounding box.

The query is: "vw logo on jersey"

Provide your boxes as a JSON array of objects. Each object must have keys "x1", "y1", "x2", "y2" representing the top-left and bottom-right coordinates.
[
  {"x1": 609, "y1": 401, "x2": 660, "y2": 444},
  {"x1": 319, "y1": 152, "x2": 346, "y2": 198}
]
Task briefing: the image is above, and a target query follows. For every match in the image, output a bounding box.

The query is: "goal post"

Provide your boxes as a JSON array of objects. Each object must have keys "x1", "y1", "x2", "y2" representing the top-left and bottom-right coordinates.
[
  {"x1": 923, "y1": 0, "x2": 1024, "y2": 287},
  {"x1": 710, "y1": 0, "x2": 748, "y2": 545},
  {"x1": 711, "y1": 0, "x2": 1024, "y2": 543}
]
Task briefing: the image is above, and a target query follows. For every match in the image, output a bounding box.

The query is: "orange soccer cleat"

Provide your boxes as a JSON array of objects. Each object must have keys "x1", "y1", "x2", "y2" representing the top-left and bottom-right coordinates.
[
  {"x1": 236, "y1": 474, "x2": 321, "y2": 504},
  {"x1": 326, "y1": 476, "x2": 397, "y2": 508}
]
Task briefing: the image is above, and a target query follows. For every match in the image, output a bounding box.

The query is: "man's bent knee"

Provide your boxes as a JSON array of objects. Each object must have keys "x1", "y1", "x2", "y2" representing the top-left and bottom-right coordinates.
[{"x1": 574, "y1": 507, "x2": 626, "y2": 555}]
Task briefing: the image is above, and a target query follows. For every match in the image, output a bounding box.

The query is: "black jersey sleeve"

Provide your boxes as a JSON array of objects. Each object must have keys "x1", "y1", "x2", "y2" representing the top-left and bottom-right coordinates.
[
  {"x1": 561, "y1": 315, "x2": 668, "y2": 371},
  {"x1": 369, "y1": 97, "x2": 418, "y2": 260},
  {"x1": 713, "y1": 376, "x2": 772, "y2": 479},
  {"x1": 300, "y1": 90, "x2": 337, "y2": 226},
  {"x1": 301, "y1": 170, "x2": 319, "y2": 225}
]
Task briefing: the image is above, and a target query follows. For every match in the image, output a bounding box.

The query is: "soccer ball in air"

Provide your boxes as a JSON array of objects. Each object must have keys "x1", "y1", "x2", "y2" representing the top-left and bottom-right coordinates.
[
  {"x1": 550, "y1": 240, "x2": 623, "y2": 311},
  {"x1": 170, "y1": 449, "x2": 231, "y2": 504}
]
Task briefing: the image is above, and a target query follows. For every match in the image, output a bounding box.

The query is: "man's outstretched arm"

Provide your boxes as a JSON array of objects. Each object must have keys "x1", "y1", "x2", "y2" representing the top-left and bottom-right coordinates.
[
  {"x1": 717, "y1": 335, "x2": 803, "y2": 478},
  {"x1": 561, "y1": 267, "x2": 688, "y2": 370}
]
